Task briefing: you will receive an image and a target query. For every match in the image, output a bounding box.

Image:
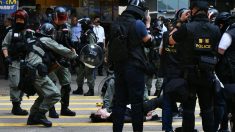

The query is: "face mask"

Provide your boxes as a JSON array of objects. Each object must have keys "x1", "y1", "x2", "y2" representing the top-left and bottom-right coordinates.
[{"x1": 15, "y1": 23, "x2": 25, "y2": 31}]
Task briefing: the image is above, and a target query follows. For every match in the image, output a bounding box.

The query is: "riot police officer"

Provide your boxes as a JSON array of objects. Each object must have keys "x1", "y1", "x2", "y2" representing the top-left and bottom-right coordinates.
[
  {"x1": 208, "y1": 7, "x2": 219, "y2": 23},
  {"x1": 215, "y1": 12, "x2": 234, "y2": 132},
  {"x1": 1, "y1": 9, "x2": 29, "y2": 115},
  {"x1": 161, "y1": 8, "x2": 190, "y2": 132},
  {"x1": 217, "y1": 13, "x2": 235, "y2": 132},
  {"x1": 169, "y1": 0, "x2": 221, "y2": 131},
  {"x1": 109, "y1": 0, "x2": 156, "y2": 131},
  {"x1": 49, "y1": 6, "x2": 76, "y2": 117},
  {"x1": 26, "y1": 23, "x2": 79, "y2": 127},
  {"x1": 72, "y1": 17, "x2": 97, "y2": 96}
]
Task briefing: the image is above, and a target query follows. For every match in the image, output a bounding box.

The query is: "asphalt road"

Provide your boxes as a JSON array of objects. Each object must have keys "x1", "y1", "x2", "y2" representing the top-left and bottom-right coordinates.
[{"x1": 0, "y1": 75, "x2": 204, "y2": 132}]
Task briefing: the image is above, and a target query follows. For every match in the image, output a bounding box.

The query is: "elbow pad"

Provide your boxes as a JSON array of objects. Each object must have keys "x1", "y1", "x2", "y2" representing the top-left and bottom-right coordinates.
[{"x1": 143, "y1": 36, "x2": 157, "y2": 48}]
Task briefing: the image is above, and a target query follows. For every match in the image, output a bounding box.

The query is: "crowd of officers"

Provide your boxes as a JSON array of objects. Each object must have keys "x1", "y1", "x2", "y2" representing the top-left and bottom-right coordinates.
[
  {"x1": 1, "y1": 0, "x2": 235, "y2": 131},
  {"x1": 1, "y1": 5, "x2": 104, "y2": 127},
  {"x1": 109, "y1": 0, "x2": 235, "y2": 132}
]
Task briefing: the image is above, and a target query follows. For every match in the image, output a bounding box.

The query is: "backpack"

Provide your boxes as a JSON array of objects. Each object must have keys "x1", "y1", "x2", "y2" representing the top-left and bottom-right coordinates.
[{"x1": 108, "y1": 17, "x2": 135, "y2": 63}]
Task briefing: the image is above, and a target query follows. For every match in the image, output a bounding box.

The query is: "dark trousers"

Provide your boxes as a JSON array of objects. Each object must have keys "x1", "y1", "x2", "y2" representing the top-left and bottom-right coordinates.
[
  {"x1": 231, "y1": 102, "x2": 235, "y2": 132},
  {"x1": 182, "y1": 71, "x2": 214, "y2": 132},
  {"x1": 97, "y1": 42, "x2": 104, "y2": 75},
  {"x1": 162, "y1": 93, "x2": 173, "y2": 131},
  {"x1": 112, "y1": 63, "x2": 145, "y2": 132},
  {"x1": 214, "y1": 90, "x2": 226, "y2": 131},
  {"x1": 162, "y1": 78, "x2": 180, "y2": 131}
]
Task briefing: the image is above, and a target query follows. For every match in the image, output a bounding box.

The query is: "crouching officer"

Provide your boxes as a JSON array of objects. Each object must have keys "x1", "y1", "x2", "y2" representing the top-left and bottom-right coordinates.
[
  {"x1": 1, "y1": 9, "x2": 29, "y2": 115},
  {"x1": 26, "y1": 23, "x2": 79, "y2": 127},
  {"x1": 169, "y1": 0, "x2": 221, "y2": 131}
]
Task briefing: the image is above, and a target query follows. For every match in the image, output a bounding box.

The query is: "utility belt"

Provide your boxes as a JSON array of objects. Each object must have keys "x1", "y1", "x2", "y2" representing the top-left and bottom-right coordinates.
[
  {"x1": 183, "y1": 56, "x2": 217, "y2": 76},
  {"x1": 20, "y1": 61, "x2": 49, "y2": 78},
  {"x1": 9, "y1": 53, "x2": 25, "y2": 61},
  {"x1": 11, "y1": 56, "x2": 23, "y2": 61},
  {"x1": 198, "y1": 56, "x2": 217, "y2": 71},
  {"x1": 18, "y1": 61, "x2": 51, "y2": 97}
]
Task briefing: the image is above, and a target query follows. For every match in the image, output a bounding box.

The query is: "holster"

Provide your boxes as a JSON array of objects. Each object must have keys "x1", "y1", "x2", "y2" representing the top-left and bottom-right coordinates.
[
  {"x1": 37, "y1": 63, "x2": 48, "y2": 77},
  {"x1": 18, "y1": 61, "x2": 37, "y2": 97}
]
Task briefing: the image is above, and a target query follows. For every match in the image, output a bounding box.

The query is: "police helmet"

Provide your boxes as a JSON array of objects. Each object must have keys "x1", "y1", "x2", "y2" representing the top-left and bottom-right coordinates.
[
  {"x1": 152, "y1": 20, "x2": 162, "y2": 31},
  {"x1": 80, "y1": 44, "x2": 104, "y2": 68},
  {"x1": 215, "y1": 12, "x2": 231, "y2": 25},
  {"x1": 40, "y1": 23, "x2": 55, "y2": 37},
  {"x1": 190, "y1": 0, "x2": 209, "y2": 12},
  {"x1": 79, "y1": 17, "x2": 92, "y2": 31},
  {"x1": 54, "y1": 6, "x2": 68, "y2": 21},
  {"x1": 13, "y1": 9, "x2": 28, "y2": 24},
  {"x1": 128, "y1": 0, "x2": 146, "y2": 9},
  {"x1": 208, "y1": 7, "x2": 219, "y2": 21}
]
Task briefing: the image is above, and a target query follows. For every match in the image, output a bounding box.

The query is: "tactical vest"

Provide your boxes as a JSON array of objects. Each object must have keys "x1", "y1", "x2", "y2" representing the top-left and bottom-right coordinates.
[
  {"x1": 53, "y1": 24, "x2": 72, "y2": 67},
  {"x1": 9, "y1": 30, "x2": 26, "y2": 59},
  {"x1": 183, "y1": 17, "x2": 220, "y2": 66},
  {"x1": 222, "y1": 25, "x2": 235, "y2": 82},
  {"x1": 54, "y1": 24, "x2": 71, "y2": 48},
  {"x1": 28, "y1": 37, "x2": 58, "y2": 72},
  {"x1": 162, "y1": 31, "x2": 181, "y2": 77},
  {"x1": 225, "y1": 25, "x2": 235, "y2": 64}
]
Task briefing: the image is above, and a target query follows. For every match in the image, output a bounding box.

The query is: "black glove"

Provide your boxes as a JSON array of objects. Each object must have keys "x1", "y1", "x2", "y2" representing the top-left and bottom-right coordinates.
[{"x1": 5, "y1": 56, "x2": 12, "y2": 65}]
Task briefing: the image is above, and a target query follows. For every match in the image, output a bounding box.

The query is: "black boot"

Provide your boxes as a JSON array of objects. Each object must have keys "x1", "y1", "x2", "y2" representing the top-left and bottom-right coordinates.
[
  {"x1": 27, "y1": 114, "x2": 40, "y2": 125},
  {"x1": 49, "y1": 106, "x2": 59, "y2": 118},
  {"x1": 148, "y1": 90, "x2": 151, "y2": 96},
  {"x1": 61, "y1": 106, "x2": 76, "y2": 116},
  {"x1": 33, "y1": 112, "x2": 52, "y2": 127},
  {"x1": 61, "y1": 85, "x2": 76, "y2": 116},
  {"x1": 84, "y1": 89, "x2": 94, "y2": 96},
  {"x1": 175, "y1": 127, "x2": 198, "y2": 132},
  {"x1": 11, "y1": 102, "x2": 28, "y2": 115},
  {"x1": 72, "y1": 87, "x2": 83, "y2": 95}
]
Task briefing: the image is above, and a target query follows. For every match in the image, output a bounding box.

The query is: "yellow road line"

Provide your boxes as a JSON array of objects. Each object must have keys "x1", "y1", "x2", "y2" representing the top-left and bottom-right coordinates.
[
  {"x1": 0, "y1": 96, "x2": 101, "y2": 100},
  {"x1": 0, "y1": 95, "x2": 100, "y2": 98},
  {"x1": 0, "y1": 115, "x2": 90, "y2": 119},
  {"x1": 0, "y1": 115, "x2": 201, "y2": 119},
  {"x1": 0, "y1": 107, "x2": 201, "y2": 111},
  {"x1": 0, "y1": 122, "x2": 202, "y2": 127},
  {"x1": 0, "y1": 108, "x2": 98, "y2": 111},
  {"x1": 0, "y1": 102, "x2": 97, "y2": 105},
  {"x1": 0, "y1": 98, "x2": 102, "y2": 101},
  {"x1": 0, "y1": 96, "x2": 157, "y2": 99},
  {"x1": 0, "y1": 98, "x2": 102, "y2": 102}
]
